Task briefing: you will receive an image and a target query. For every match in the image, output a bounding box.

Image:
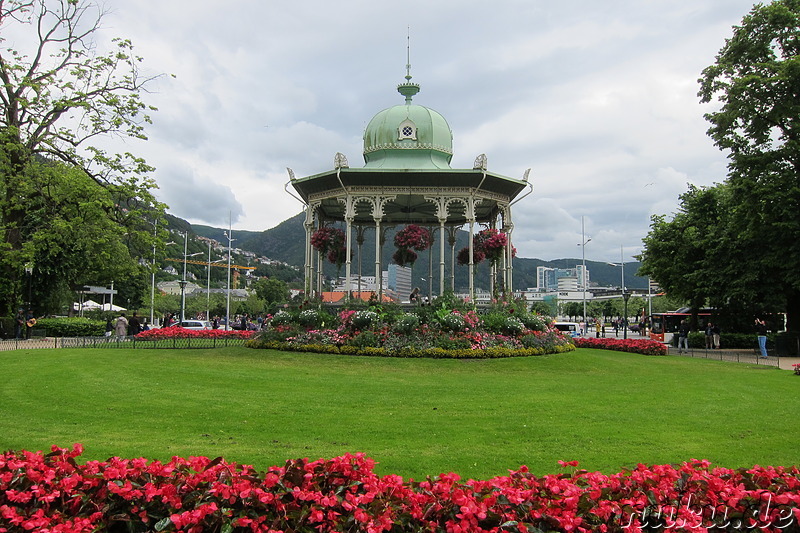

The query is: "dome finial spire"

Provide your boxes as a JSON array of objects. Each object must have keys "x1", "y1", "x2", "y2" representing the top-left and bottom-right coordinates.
[
  {"x1": 405, "y1": 27, "x2": 412, "y2": 81},
  {"x1": 397, "y1": 27, "x2": 420, "y2": 104}
]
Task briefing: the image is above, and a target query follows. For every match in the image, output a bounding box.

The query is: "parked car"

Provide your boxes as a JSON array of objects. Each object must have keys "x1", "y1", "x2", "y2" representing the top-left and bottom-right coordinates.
[
  {"x1": 553, "y1": 322, "x2": 582, "y2": 337},
  {"x1": 179, "y1": 320, "x2": 212, "y2": 330}
]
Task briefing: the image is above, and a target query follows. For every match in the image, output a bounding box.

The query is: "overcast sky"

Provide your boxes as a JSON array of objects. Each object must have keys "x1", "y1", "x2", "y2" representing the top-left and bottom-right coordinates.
[{"x1": 94, "y1": 0, "x2": 757, "y2": 263}]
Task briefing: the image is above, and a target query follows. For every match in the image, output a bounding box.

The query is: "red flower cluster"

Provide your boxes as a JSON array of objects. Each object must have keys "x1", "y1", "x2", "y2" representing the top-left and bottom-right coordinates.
[
  {"x1": 393, "y1": 225, "x2": 432, "y2": 266},
  {"x1": 135, "y1": 326, "x2": 255, "y2": 340},
  {"x1": 457, "y1": 229, "x2": 513, "y2": 266},
  {"x1": 311, "y1": 227, "x2": 347, "y2": 266},
  {"x1": 2, "y1": 445, "x2": 799, "y2": 532},
  {"x1": 393, "y1": 225, "x2": 432, "y2": 251},
  {"x1": 574, "y1": 336, "x2": 668, "y2": 355}
]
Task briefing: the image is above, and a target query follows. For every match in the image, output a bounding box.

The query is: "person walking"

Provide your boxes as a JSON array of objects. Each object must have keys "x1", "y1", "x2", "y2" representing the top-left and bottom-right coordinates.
[
  {"x1": 705, "y1": 322, "x2": 714, "y2": 349},
  {"x1": 14, "y1": 309, "x2": 25, "y2": 339},
  {"x1": 409, "y1": 287, "x2": 420, "y2": 304},
  {"x1": 114, "y1": 313, "x2": 128, "y2": 338},
  {"x1": 128, "y1": 312, "x2": 141, "y2": 336},
  {"x1": 755, "y1": 318, "x2": 768, "y2": 358},
  {"x1": 712, "y1": 323, "x2": 721, "y2": 349},
  {"x1": 677, "y1": 319, "x2": 690, "y2": 354}
]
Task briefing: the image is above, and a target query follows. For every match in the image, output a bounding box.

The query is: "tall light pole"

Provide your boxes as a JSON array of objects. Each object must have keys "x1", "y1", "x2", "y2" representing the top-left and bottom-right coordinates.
[
  {"x1": 619, "y1": 246, "x2": 629, "y2": 340},
  {"x1": 207, "y1": 240, "x2": 212, "y2": 320},
  {"x1": 180, "y1": 231, "x2": 203, "y2": 324},
  {"x1": 607, "y1": 246, "x2": 628, "y2": 338},
  {"x1": 578, "y1": 216, "x2": 591, "y2": 333},
  {"x1": 149, "y1": 219, "x2": 158, "y2": 327},
  {"x1": 224, "y1": 225, "x2": 234, "y2": 331}
]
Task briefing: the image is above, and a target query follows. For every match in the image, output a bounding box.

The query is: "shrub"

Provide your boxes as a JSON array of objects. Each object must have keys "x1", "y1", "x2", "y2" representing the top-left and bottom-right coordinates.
[
  {"x1": 437, "y1": 312, "x2": 466, "y2": 333},
  {"x1": 483, "y1": 313, "x2": 525, "y2": 336},
  {"x1": 433, "y1": 334, "x2": 472, "y2": 350},
  {"x1": 351, "y1": 310, "x2": 378, "y2": 330},
  {"x1": 348, "y1": 330, "x2": 381, "y2": 348},
  {"x1": 270, "y1": 310, "x2": 295, "y2": 327},
  {"x1": 35, "y1": 317, "x2": 105, "y2": 337},
  {"x1": 481, "y1": 312, "x2": 508, "y2": 334},
  {"x1": 392, "y1": 313, "x2": 420, "y2": 335},
  {"x1": 519, "y1": 313, "x2": 548, "y2": 332},
  {"x1": 252, "y1": 324, "x2": 303, "y2": 344},
  {"x1": 298, "y1": 308, "x2": 323, "y2": 329}
]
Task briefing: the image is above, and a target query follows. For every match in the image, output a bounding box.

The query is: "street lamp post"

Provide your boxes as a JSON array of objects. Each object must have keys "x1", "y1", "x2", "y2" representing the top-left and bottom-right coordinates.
[
  {"x1": 180, "y1": 231, "x2": 203, "y2": 324},
  {"x1": 623, "y1": 292, "x2": 631, "y2": 340},
  {"x1": 149, "y1": 219, "x2": 157, "y2": 327},
  {"x1": 224, "y1": 227, "x2": 234, "y2": 331},
  {"x1": 207, "y1": 241, "x2": 212, "y2": 320},
  {"x1": 578, "y1": 216, "x2": 591, "y2": 333},
  {"x1": 607, "y1": 246, "x2": 627, "y2": 338}
]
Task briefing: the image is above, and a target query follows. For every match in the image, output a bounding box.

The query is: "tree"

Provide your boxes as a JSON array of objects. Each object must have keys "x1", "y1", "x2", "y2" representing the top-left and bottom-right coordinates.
[
  {"x1": 253, "y1": 278, "x2": 289, "y2": 307},
  {"x1": 698, "y1": 0, "x2": 800, "y2": 330},
  {"x1": 0, "y1": 0, "x2": 163, "y2": 316},
  {"x1": 529, "y1": 300, "x2": 554, "y2": 317},
  {"x1": 639, "y1": 185, "x2": 731, "y2": 321}
]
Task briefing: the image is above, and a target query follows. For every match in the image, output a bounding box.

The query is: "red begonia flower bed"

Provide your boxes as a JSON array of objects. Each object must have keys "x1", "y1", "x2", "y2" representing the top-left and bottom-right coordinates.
[
  {"x1": 1, "y1": 444, "x2": 798, "y2": 532},
  {"x1": 134, "y1": 326, "x2": 255, "y2": 340},
  {"x1": 574, "y1": 337, "x2": 669, "y2": 356}
]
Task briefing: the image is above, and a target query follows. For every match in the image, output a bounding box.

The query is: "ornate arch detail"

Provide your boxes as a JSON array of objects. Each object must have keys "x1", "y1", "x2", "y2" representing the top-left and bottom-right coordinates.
[
  {"x1": 305, "y1": 201, "x2": 322, "y2": 227},
  {"x1": 373, "y1": 195, "x2": 397, "y2": 220},
  {"x1": 499, "y1": 203, "x2": 513, "y2": 231},
  {"x1": 465, "y1": 197, "x2": 484, "y2": 222},
  {"x1": 422, "y1": 195, "x2": 448, "y2": 222},
  {"x1": 445, "y1": 197, "x2": 469, "y2": 219}
]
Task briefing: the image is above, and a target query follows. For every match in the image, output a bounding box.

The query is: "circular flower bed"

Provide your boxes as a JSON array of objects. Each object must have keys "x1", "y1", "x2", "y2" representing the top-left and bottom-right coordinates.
[{"x1": 248, "y1": 298, "x2": 575, "y2": 359}]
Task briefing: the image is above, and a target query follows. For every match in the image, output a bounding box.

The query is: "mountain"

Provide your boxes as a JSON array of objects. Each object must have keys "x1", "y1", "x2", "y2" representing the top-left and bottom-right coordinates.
[{"x1": 183, "y1": 212, "x2": 648, "y2": 290}]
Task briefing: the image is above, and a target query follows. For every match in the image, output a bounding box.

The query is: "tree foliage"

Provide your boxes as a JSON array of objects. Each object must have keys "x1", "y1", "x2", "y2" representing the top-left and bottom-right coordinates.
[
  {"x1": 642, "y1": 0, "x2": 800, "y2": 331},
  {"x1": 0, "y1": 0, "x2": 164, "y2": 315},
  {"x1": 252, "y1": 278, "x2": 289, "y2": 307}
]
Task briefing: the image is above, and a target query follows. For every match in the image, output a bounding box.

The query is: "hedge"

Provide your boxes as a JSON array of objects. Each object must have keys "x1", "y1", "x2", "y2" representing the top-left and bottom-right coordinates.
[{"x1": 33, "y1": 317, "x2": 106, "y2": 337}]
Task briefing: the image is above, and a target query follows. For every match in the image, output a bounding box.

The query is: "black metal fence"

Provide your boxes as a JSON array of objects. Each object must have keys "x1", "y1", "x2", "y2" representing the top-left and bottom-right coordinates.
[
  {"x1": 0, "y1": 335, "x2": 248, "y2": 351},
  {"x1": 667, "y1": 346, "x2": 781, "y2": 367}
]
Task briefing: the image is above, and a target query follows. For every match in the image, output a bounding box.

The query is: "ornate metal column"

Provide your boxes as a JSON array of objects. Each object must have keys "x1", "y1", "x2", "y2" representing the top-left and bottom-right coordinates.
[
  {"x1": 343, "y1": 196, "x2": 355, "y2": 300},
  {"x1": 303, "y1": 204, "x2": 315, "y2": 297},
  {"x1": 447, "y1": 226, "x2": 458, "y2": 292}
]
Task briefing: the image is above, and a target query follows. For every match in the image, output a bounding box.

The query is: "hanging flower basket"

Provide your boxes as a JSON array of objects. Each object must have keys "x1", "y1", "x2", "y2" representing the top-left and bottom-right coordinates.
[
  {"x1": 456, "y1": 247, "x2": 486, "y2": 266},
  {"x1": 311, "y1": 227, "x2": 347, "y2": 266},
  {"x1": 393, "y1": 225, "x2": 432, "y2": 267},
  {"x1": 394, "y1": 225, "x2": 432, "y2": 251},
  {"x1": 457, "y1": 229, "x2": 512, "y2": 266},
  {"x1": 393, "y1": 248, "x2": 418, "y2": 267}
]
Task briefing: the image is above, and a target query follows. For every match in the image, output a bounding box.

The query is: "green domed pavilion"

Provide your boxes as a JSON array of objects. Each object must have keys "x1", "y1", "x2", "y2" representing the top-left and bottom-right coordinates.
[{"x1": 287, "y1": 69, "x2": 532, "y2": 301}]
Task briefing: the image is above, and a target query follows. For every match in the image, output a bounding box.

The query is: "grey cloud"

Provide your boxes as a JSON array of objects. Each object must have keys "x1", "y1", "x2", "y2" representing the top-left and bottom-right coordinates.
[
  {"x1": 100, "y1": 0, "x2": 756, "y2": 257},
  {"x1": 155, "y1": 164, "x2": 244, "y2": 226}
]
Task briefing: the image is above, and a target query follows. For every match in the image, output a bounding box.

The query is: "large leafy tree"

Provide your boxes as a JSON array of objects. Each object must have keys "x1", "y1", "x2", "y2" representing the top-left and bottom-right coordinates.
[
  {"x1": 0, "y1": 0, "x2": 164, "y2": 315},
  {"x1": 698, "y1": 0, "x2": 800, "y2": 331},
  {"x1": 639, "y1": 185, "x2": 730, "y2": 318}
]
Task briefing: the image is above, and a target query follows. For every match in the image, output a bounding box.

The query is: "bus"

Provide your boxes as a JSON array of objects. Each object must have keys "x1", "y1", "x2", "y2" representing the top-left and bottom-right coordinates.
[{"x1": 649, "y1": 310, "x2": 712, "y2": 343}]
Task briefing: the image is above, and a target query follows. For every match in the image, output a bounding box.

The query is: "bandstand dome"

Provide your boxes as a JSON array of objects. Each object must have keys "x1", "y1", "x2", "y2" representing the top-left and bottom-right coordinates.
[{"x1": 363, "y1": 80, "x2": 453, "y2": 170}]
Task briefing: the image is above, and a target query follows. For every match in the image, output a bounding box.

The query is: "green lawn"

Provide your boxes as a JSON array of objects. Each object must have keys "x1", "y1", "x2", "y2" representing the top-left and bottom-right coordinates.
[{"x1": 0, "y1": 346, "x2": 796, "y2": 480}]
